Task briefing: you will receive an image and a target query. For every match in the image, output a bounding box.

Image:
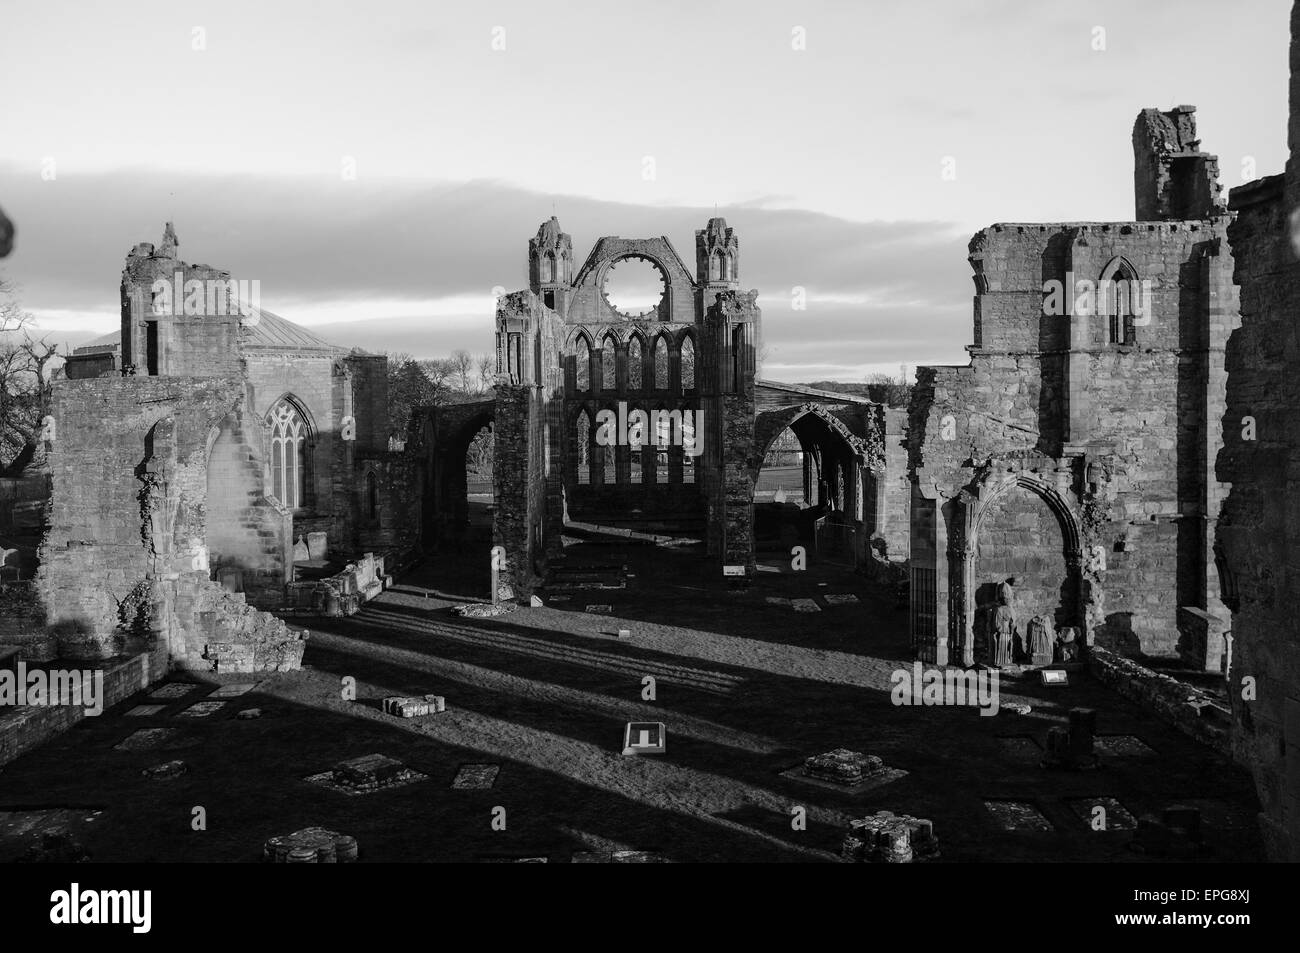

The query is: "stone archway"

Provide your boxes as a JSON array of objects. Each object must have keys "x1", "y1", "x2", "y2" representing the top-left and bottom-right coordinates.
[
  {"x1": 422, "y1": 400, "x2": 495, "y2": 552},
  {"x1": 751, "y1": 402, "x2": 875, "y2": 565},
  {"x1": 951, "y1": 473, "x2": 1084, "y2": 666}
]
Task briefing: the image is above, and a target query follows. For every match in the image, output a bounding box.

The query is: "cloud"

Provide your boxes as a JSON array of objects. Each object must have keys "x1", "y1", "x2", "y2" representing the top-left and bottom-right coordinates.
[{"x1": 0, "y1": 166, "x2": 976, "y2": 373}]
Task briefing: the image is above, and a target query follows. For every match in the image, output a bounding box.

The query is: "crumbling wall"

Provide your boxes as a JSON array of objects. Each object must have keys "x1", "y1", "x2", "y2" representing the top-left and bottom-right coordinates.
[
  {"x1": 492, "y1": 291, "x2": 565, "y2": 598},
  {"x1": 120, "y1": 231, "x2": 243, "y2": 378},
  {"x1": 1134, "y1": 106, "x2": 1227, "y2": 221},
  {"x1": 34, "y1": 375, "x2": 302, "y2": 672},
  {"x1": 912, "y1": 214, "x2": 1234, "y2": 662},
  {"x1": 1216, "y1": 2, "x2": 1300, "y2": 859},
  {"x1": 205, "y1": 409, "x2": 292, "y2": 604}
]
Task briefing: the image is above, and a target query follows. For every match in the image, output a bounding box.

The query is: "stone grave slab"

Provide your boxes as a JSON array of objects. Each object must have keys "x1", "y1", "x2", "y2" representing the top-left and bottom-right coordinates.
[
  {"x1": 780, "y1": 749, "x2": 907, "y2": 794},
  {"x1": 765, "y1": 597, "x2": 792, "y2": 607},
  {"x1": 142, "y1": 760, "x2": 188, "y2": 781},
  {"x1": 0, "y1": 808, "x2": 104, "y2": 863},
  {"x1": 571, "y1": 850, "x2": 667, "y2": 863},
  {"x1": 1179, "y1": 798, "x2": 1252, "y2": 831},
  {"x1": 1066, "y1": 796, "x2": 1138, "y2": 831},
  {"x1": 125, "y1": 705, "x2": 166, "y2": 717},
  {"x1": 984, "y1": 799, "x2": 1055, "y2": 832},
  {"x1": 841, "y1": 811, "x2": 939, "y2": 863},
  {"x1": 382, "y1": 695, "x2": 446, "y2": 718},
  {"x1": 585, "y1": 604, "x2": 612, "y2": 614},
  {"x1": 177, "y1": 701, "x2": 227, "y2": 718},
  {"x1": 822, "y1": 594, "x2": 859, "y2": 606},
  {"x1": 452, "y1": 603, "x2": 513, "y2": 618},
  {"x1": 622, "y1": 721, "x2": 666, "y2": 755},
  {"x1": 306, "y1": 753, "x2": 428, "y2": 796},
  {"x1": 478, "y1": 855, "x2": 548, "y2": 862},
  {"x1": 791, "y1": 598, "x2": 821, "y2": 613},
  {"x1": 148, "y1": 683, "x2": 198, "y2": 700},
  {"x1": 452, "y1": 763, "x2": 501, "y2": 789},
  {"x1": 207, "y1": 683, "x2": 257, "y2": 699},
  {"x1": 1094, "y1": 735, "x2": 1157, "y2": 757},
  {"x1": 264, "y1": 827, "x2": 358, "y2": 863},
  {"x1": 113, "y1": 728, "x2": 180, "y2": 751}
]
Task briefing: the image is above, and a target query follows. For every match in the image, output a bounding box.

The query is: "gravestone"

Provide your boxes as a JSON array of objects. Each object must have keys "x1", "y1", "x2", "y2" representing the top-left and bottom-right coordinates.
[
  {"x1": 452, "y1": 764, "x2": 500, "y2": 789},
  {"x1": 984, "y1": 799, "x2": 1054, "y2": 832},
  {"x1": 841, "y1": 812, "x2": 939, "y2": 863},
  {"x1": 177, "y1": 701, "x2": 226, "y2": 718},
  {"x1": 306, "y1": 532, "x2": 328, "y2": 561},
  {"x1": 264, "y1": 827, "x2": 358, "y2": 863},
  {"x1": 382, "y1": 695, "x2": 446, "y2": 718},
  {"x1": 1041, "y1": 707, "x2": 1098, "y2": 769},
  {"x1": 334, "y1": 754, "x2": 404, "y2": 787},
  {"x1": 622, "y1": 722, "x2": 666, "y2": 755},
  {"x1": 803, "y1": 748, "x2": 887, "y2": 786},
  {"x1": 305, "y1": 753, "x2": 427, "y2": 795},
  {"x1": 142, "y1": 760, "x2": 188, "y2": 781}
]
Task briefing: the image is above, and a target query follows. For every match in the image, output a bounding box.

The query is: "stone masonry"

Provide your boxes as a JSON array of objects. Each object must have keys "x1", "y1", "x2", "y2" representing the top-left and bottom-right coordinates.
[
  {"x1": 909, "y1": 106, "x2": 1235, "y2": 669},
  {"x1": 1215, "y1": 0, "x2": 1300, "y2": 863}
]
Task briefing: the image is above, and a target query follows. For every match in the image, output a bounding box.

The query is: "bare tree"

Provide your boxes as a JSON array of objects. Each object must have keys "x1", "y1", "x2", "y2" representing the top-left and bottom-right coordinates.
[
  {"x1": 476, "y1": 353, "x2": 494, "y2": 393},
  {"x1": 0, "y1": 275, "x2": 58, "y2": 472},
  {"x1": 449, "y1": 349, "x2": 475, "y2": 394},
  {"x1": 419, "y1": 357, "x2": 454, "y2": 393},
  {"x1": 864, "y1": 369, "x2": 912, "y2": 407}
]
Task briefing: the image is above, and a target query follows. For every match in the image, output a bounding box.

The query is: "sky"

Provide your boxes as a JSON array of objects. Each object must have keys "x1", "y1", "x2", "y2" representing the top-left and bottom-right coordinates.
[{"x1": 0, "y1": 0, "x2": 1291, "y2": 382}]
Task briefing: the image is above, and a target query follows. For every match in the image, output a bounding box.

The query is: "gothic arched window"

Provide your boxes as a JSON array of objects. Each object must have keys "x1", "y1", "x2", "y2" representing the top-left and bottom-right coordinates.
[
  {"x1": 575, "y1": 336, "x2": 592, "y2": 391},
  {"x1": 628, "y1": 336, "x2": 644, "y2": 390},
  {"x1": 653, "y1": 333, "x2": 670, "y2": 389},
  {"x1": 1100, "y1": 258, "x2": 1139, "y2": 346},
  {"x1": 601, "y1": 333, "x2": 617, "y2": 391},
  {"x1": 680, "y1": 333, "x2": 696, "y2": 391},
  {"x1": 576, "y1": 409, "x2": 592, "y2": 485},
  {"x1": 266, "y1": 398, "x2": 311, "y2": 509}
]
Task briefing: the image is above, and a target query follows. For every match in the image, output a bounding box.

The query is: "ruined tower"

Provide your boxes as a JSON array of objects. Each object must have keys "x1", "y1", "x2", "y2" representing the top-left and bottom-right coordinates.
[
  {"x1": 1133, "y1": 105, "x2": 1227, "y2": 221},
  {"x1": 695, "y1": 216, "x2": 740, "y2": 295},
  {"x1": 528, "y1": 216, "x2": 573, "y2": 312},
  {"x1": 119, "y1": 222, "x2": 245, "y2": 378}
]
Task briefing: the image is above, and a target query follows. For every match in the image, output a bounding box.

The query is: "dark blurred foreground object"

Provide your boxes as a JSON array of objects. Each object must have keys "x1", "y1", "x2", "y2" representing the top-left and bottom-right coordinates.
[{"x1": 0, "y1": 203, "x2": 12, "y2": 256}]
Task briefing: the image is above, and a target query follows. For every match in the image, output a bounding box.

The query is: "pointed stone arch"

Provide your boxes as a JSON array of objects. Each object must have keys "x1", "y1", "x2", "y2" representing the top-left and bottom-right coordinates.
[{"x1": 946, "y1": 470, "x2": 1085, "y2": 666}]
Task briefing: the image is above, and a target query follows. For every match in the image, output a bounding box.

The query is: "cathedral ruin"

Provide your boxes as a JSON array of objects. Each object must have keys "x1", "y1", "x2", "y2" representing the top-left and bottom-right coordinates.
[{"x1": 1, "y1": 43, "x2": 1299, "y2": 862}]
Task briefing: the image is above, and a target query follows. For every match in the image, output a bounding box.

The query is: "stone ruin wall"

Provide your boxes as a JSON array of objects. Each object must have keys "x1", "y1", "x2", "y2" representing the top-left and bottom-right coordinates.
[
  {"x1": 31, "y1": 375, "x2": 303, "y2": 674},
  {"x1": 493, "y1": 290, "x2": 566, "y2": 599},
  {"x1": 912, "y1": 218, "x2": 1233, "y2": 660},
  {"x1": 1214, "y1": 1, "x2": 1300, "y2": 860}
]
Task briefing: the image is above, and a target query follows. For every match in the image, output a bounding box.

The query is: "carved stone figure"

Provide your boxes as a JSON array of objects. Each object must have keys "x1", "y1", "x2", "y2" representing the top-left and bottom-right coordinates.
[
  {"x1": 1055, "y1": 626, "x2": 1080, "y2": 663},
  {"x1": 1027, "y1": 614, "x2": 1055, "y2": 666},
  {"x1": 990, "y1": 581, "x2": 1016, "y2": 667}
]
